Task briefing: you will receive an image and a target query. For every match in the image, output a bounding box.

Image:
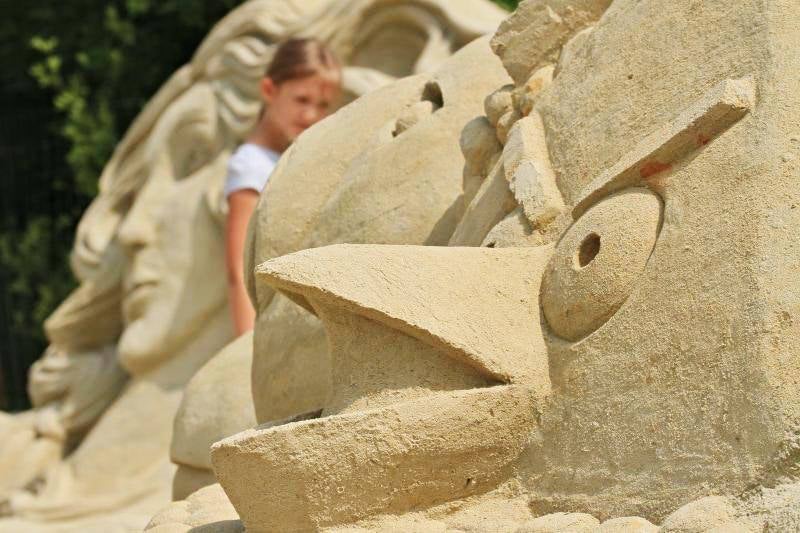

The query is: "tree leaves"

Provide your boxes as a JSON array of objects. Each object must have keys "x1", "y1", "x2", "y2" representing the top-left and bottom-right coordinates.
[{"x1": 0, "y1": 0, "x2": 244, "y2": 408}]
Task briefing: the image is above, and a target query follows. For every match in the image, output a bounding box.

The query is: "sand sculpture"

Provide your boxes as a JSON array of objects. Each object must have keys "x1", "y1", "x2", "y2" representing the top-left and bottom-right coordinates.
[
  {"x1": 0, "y1": 1, "x2": 505, "y2": 530},
  {"x1": 145, "y1": 0, "x2": 800, "y2": 531}
]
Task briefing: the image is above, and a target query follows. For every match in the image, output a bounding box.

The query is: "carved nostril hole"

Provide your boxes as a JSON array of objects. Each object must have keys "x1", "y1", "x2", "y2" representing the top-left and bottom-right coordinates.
[
  {"x1": 576, "y1": 232, "x2": 601, "y2": 268},
  {"x1": 421, "y1": 81, "x2": 443, "y2": 111}
]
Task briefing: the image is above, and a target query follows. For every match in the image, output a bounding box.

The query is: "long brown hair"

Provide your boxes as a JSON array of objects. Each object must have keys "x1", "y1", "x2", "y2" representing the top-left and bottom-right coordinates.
[{"x1": 266, "y1": 38, "x2": 340, "y2": 84}]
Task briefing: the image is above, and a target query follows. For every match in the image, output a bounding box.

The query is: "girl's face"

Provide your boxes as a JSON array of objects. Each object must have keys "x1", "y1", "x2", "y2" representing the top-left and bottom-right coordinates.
[{"x1": 261, "y1": 73, "x2": 340, "y2": 145}]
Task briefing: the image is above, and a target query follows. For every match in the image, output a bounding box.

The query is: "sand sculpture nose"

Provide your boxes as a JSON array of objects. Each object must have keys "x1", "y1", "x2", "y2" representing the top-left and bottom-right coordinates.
[{"x1": 211, "y1": 243, "x2": 555, "y2": 531}]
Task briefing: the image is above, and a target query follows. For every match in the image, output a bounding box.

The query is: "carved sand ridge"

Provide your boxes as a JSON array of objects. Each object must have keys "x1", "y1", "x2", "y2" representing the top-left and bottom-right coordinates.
[{"x1": 572, "y1": 77, "x2": 757, "y2": 218}]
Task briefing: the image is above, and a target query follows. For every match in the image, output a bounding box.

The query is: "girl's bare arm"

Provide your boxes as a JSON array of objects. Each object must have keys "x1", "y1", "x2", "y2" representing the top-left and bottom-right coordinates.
[{"x1": 225, "y1": 189, "x2": 260, "y2": 334}]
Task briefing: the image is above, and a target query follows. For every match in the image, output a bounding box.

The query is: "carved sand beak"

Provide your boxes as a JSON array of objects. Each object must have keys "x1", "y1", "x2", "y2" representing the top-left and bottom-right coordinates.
[
  {"x1": 258, "y1": 244, "x2": 554, "y2": 394},
  {"x1": 212, "y1": 243, "x2": 554, "y2": 531}
]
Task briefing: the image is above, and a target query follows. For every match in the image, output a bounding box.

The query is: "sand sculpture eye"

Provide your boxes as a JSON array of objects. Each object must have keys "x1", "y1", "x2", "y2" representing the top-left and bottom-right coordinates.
[
  {"x1": 541, "y1": 188, "x2": 662, "y2": 341},
  {"x1": 541, "y1": 77, "x2": 756, "y2": 341}
]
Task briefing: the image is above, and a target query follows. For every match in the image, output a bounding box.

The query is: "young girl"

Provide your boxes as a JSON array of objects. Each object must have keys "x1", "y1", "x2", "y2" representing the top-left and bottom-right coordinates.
[{"x1": 225, "y1": 38, "x2": 341, "y2": 334}]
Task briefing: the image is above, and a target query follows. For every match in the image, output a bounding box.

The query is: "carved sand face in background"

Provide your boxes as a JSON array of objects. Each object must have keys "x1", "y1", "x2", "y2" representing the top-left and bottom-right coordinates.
[
  {"x1": 115, "y1": 84, "x2": 229, "y2": 373},
  {"x1": 69, "y1": 0, "x2": 507, "y2": 283}
]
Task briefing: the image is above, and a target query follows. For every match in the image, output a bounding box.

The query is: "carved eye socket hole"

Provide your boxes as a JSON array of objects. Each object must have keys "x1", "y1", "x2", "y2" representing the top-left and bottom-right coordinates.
[
  {"x1": 576, "y1": 232, "x2": 601, "y2": 269},
  {"x1": 421, "y1": 81, "x2": 443, "y2": 111}
]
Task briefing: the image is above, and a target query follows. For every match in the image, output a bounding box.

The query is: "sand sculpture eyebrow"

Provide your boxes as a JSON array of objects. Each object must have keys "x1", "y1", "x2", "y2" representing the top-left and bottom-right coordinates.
[{"x1": 572, "y1": 76, "x2": 756, "y2": 218}]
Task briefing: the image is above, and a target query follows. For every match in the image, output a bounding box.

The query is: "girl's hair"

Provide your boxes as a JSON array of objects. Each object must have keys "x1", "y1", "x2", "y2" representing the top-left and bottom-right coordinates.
[{"x1": 266, "y1": 38, "x2": 341, "y2": 84}]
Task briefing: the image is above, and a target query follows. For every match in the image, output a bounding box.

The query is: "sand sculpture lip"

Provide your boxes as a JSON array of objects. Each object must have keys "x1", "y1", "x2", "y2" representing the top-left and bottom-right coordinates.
[
  {"x1": 121, "y1": 283, "x2": 156, "y2": 322},
  {"x1": 212, "y1": 385, "x2": 538, "y2": 531},
  {"x1": 122, "y1": 262, "x2": 160, "y2": 320}
]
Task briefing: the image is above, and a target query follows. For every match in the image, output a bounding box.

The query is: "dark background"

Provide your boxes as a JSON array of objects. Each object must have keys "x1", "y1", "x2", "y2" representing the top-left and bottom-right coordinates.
[{"x1": 0, "y1": 0, "x2": 518, "y2": 410}]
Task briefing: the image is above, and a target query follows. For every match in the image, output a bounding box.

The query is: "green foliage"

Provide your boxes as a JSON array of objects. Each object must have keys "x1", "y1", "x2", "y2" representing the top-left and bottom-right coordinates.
[
  {"x1": 492, "y1": 0, "x2": 520, "y2": 10},
  {"x1": 25, "y1": 2, "x2": 242, "y2": 198},
  {"x1": 0, "y1": 217, "x2": 76, "y2": 335},
  {"x1": 0, "y1": 0, "x2": 242, "y2": 409}
]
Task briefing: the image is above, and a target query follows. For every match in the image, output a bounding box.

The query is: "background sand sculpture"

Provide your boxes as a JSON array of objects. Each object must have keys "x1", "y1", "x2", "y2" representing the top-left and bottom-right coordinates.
[
  {"x1": 150, "y1": 0, "x2": 800, "y2": 530},
  {"x1": 0, "y1": 1, "x2": 506, "y2": 531}
]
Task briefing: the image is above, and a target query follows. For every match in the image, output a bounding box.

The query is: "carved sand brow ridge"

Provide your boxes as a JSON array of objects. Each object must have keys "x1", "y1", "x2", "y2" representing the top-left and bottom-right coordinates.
[{"x1": 572, "y1": 77, "x2": 756, "y2": 218}]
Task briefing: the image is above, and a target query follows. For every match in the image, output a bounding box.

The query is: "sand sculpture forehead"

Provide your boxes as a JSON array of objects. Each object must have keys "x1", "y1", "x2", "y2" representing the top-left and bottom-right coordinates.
[{"x1": 213, "y1": 0, "x2": 800, "y2": 528}]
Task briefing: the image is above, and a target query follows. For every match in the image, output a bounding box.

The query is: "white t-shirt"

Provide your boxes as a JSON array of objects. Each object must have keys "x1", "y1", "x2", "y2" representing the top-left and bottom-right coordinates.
[{"x1": 223, "y1": 143, "x2": 281, "y2": 198}]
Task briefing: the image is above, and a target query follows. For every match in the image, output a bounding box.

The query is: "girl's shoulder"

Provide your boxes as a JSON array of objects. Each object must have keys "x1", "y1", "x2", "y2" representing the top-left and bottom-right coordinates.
[
  {"x1": 231, "y1": 143, "x2": 279, "y2": 163},
  {"x1": 229, "y1": 143, "x2": 280, "y2": 172},
  {"x1": 225, "y1": 143, "x2": 281, "y2": 197}
]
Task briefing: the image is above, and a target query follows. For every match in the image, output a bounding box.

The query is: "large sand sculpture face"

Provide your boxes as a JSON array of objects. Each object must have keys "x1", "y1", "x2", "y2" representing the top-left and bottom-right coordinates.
[
  {"x1": 521, "y1": 0, "x2": 799, "y2": 518},
  {"x1": 210, "y1": 0, "x2": 800, "y2": 529}
]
